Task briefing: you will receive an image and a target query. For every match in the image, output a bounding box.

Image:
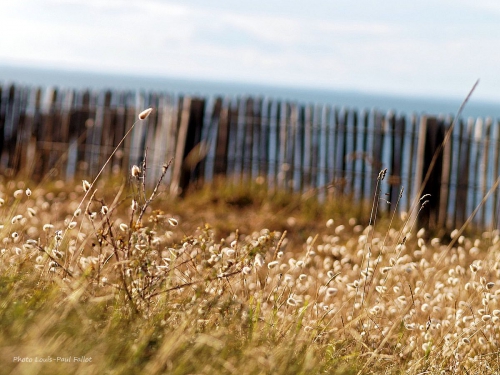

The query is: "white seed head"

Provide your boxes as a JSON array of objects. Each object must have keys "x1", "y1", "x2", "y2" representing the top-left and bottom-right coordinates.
[
  {"x1": 101, "y1": 206, "x2": 109, "y2": 215},
  {"x1": 381, "y1": 266, "x2": 392, "y2": 274},
  {"x1": 25, "y1": 188, "x2": 32, "y2": 197},
  {"x1": 326, "y1": 287, "x2": 338, "y2": 296},
  {"x1": 13, "y1": 189, "x2": 23, "y2": 199},
  {"x1": 43, "y1": 224, "x2": 54, "y2": 232},
  {"x1": 82, "y1": 180, "x2": 91, "y2": 192},
  {"x1": 254, "y1": 253, "x2": 264, "y2": 268},
  {"x1": 131, "y1": 200, "x2": 138, "y2": 211},
  {"x1": 119, "y1": 223, "x2": 128, "y2": 232},
  {"x1": 168, "y1": 218, "x2": 178, "y2": 227},
  {"x1": 11, "y1": 214, "x2": 23, "y2": 224},
  {"x1": 138, "y1": 108, "x2": 153, "y2": 120},
  {"x1": 267, "y1": 260, "x2": 279, "y2": 269},
  {"x1": 131, "y1": 165, "x2": 141, "y2": 177}
]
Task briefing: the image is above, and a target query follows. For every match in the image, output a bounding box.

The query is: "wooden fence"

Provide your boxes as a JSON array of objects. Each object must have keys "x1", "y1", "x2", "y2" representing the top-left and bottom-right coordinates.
[{"x1": 1, "y1": 83, "x2": 499, "y2": 232}]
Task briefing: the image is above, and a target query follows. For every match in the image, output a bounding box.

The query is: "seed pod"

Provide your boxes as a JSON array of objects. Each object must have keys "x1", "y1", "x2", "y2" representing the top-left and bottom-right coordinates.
[{"x1": 138, "y1": 108, "x2": 153, "y2": 120}]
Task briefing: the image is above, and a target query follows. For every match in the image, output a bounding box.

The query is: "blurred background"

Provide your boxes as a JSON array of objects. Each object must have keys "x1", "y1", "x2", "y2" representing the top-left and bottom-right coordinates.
[{"x1": 1, "y1": 0, "x2": 499, "y2": 117}]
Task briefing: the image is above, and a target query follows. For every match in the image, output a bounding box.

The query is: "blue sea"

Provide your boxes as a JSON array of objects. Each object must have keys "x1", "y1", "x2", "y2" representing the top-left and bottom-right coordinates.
[{"x1": 0, "y1": 64, "x2": 499, "y2": 120}]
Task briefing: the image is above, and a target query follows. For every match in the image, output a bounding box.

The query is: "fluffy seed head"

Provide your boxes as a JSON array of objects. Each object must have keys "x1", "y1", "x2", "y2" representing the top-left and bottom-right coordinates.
[
  {"x1": 82, "y1": 180, "x2": 91, "y2": 192},
  {"x1": 267, "y1": 260, "x2": 279, "y2": 269},
  {"x1": 138, "y1": 108, "x2": 153, "y2": 120},
  {"x1": 43, "y1": 224, "x2": 54, "y2": 232},
  {"x1": 254, "y1": 253, "x2": 264, "y2": 268},
  {"x1": 131, "y1": 200, "x2": 138, "y2": 211},
  {"x1": 131, "y1": 165, "x2": 141, "y2": 177}
]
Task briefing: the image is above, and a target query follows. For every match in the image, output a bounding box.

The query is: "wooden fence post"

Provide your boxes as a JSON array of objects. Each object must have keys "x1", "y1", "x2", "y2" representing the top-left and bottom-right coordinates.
[
  {"x1": 170, "y1": 97, "x2": 205, "y2": 195},
  {"x1": 416, "y1": 116, "x2": 446, "y2": 231}
]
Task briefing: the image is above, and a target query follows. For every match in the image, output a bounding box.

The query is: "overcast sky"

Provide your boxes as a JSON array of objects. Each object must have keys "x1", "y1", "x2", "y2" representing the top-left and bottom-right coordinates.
[{"x1": 1, "y1": 0, "x2": 499, "y2": 101}]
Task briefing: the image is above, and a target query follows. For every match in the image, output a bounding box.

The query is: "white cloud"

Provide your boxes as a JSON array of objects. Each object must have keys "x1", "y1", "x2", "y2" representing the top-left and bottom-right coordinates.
[{"x1": 1, "y1": 0, "x2": 500, "y2": 101}]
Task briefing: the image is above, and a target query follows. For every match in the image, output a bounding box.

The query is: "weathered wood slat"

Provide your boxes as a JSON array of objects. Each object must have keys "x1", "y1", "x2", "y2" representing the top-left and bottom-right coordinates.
[
  {"x1": 380, "y1": 112, "x2": 393, "y2": 214},
  {"x1": 170, "y1": 96, "x2": 191, "y2": 195},
  {"x1": 243, "y1": 98, "x2": 254, "y2": 181},
  {"x1": 480, "y1": 118, "x2": 492, "y2": 227},
  {"x1": 466, "y1": 118, "x2": 479, "y2": 225},
  {"x1": 335, "y1": 108, "x2": 348, "y2": 194},
  {"x1": 310, "y1": 105, "x2": 321, "y2": 191},
  {"x1": 144, "y1": 92, "x2": 164, "y2": 185},
  {"x1": 453, "y1": 119, "x2": 469, "y2": 227},
  {"x1": 492, "y1": 120, "x2": 500, "y2": 229},
  {"x1": 438, "y1": 116, "x2": 452, "y2": 228},
  {"x1": 293, "y1": 104, "x2": 304, "y2": 192},
  {"x1": 344, "y1": 108, "x2": 357, "y2": 196},
  {"x1": 12, "y1": 86, "x2": 30, "y2": 174},
  {"x1": 213, "y1": 97, "x2": 228, "y2": 177},
  {"x1": 19, "y1": 87, "x2": 41, "y2": 178},
  {"x1": 267, "y1": 100, "x2": 279, "y2": 190},
  {"x1": 445, "y1": 116, "x2": 459, "y2": 229},
  {"x1": 1, "y1": 85, "x2": 20, "y2": 175},
  {"x1": 326, "y1": 106, "x2": 336, "y2": 198},
  {"x1": 258, "y1": 98, "x2": 270, "y2": 182},
  {"x1": 317, "y1": 106, "x2": 328, "y2": 201},
  {"x1": 390, "y1": 113, "x2": 405, "y2": 215},
  {"x1": 277, "y1": 102, "x2": 287, "y2": 190},
  {"x1": 250, "y1": 97, "x2": 262, "y2": 182},
  {"x1": 359, "y1": 110, "x2": 370, "y2": 208},
  {"x1": 284, "y1": 103, "x2": 295, "y2": 191},
  {"x1": 352, "y1": 109, "x2": 365, "y2": 202}
]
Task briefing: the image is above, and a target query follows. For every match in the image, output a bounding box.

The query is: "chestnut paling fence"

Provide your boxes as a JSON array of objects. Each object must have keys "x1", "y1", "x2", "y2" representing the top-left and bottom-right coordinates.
[{"x1": 1, "y1": 83, "x2": 499, "y2": 231}]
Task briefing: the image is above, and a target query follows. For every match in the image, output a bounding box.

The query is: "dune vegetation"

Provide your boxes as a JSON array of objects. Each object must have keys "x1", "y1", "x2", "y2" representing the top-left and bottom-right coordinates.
[{"x1": 2, "y1": 109, "x2": 500, "y2": 375}]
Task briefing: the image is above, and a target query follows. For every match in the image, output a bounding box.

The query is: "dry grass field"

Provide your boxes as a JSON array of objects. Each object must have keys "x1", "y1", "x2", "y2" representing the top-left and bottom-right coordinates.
[{"x1": 2, "y1": 108, "x2": 500, "y2": 375}]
